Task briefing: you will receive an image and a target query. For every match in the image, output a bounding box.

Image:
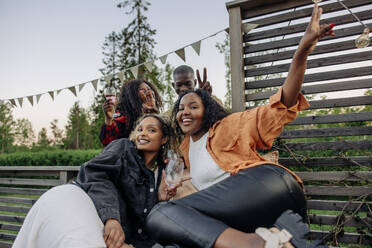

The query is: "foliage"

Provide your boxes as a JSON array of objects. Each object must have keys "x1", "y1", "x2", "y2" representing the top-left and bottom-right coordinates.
[
  {"x1": 161, "y1": 63, "x2": 176, "y2": 112},
  {"x1": 0, "y1": 102, "x2": 15, "y2": 154},
  {"x1": 37, "y1": 127, "x2": 51, "y2": 148},
  {"x1": 50, "y1": 119, "x2": 64, "y2": 146},
  {"x1": 0, "y1": 149, "x2": 100, "y2": 166},
  {"x1": 216, "y1": 33, "x2": 232, "y2": 110},
  {"x1": 63, "y1": 102, "x2": 92, "y2": 149},
  {"x1": 13, "y1": 118, "x2": 35, "y2": 148}
]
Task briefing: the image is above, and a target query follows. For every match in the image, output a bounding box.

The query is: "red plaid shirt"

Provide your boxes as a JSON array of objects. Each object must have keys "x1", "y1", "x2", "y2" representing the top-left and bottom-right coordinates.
[{"x1": 99, "y1": 113, "x2": 130, "y2": 146}]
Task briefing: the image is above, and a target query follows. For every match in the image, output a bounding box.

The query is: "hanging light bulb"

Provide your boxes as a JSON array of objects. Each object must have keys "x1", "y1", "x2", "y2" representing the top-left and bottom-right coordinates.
[
  {"x1": 355, "y1": 28, "x2": 370, "y2": 48},
  {"x1": 312, "y1": 0, "x2": 322, "y2": 3}
]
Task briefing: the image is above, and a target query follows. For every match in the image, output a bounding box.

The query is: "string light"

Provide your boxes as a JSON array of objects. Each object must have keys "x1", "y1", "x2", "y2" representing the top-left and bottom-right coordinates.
[{"x1": 336, "y1": 0, "x2": 371, "y2": 48}]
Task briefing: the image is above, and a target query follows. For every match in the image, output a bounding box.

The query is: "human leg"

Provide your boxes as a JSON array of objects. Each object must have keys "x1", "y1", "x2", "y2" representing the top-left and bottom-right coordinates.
[
  {"x1": 12, "y1": 184, "x2": 106, "y2": 248},
  {"x1": 146, "y1": 164, "x2": 306, "y2": 247}
]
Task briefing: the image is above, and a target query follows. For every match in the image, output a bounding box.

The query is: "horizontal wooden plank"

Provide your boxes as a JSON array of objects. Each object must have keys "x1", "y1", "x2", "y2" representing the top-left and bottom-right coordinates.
[
  {"x1": 307, "y1": 199, "x2": 371, "y2": 212},
  {"x1": 245, "y1": 50, "x2": 372, "y2": 77},
  {"x1": 0, "y1": 223, "x2": 21, "y2": 232},
  {"x1": 247, "y1": 94, "x2": 372, "y2": 109},
  {"x1": 0, "y1": 178, "x2": 61, "y2": 187},
  {"x1": 305, "y1": 185, "x2": 372, "y2": 197},
  {"x1": 245, "y1": 39, "x2": 358, "y2": 65},
  {"x1": 241, "y1": 0, "x2": 372, "y2": 32},
  {"x1": 0, "y1": 166, "x2": 80, "y2": 171},
  {"x1": 309, "y1": 230, "x2": 372, "y2": 245},
  {"x1": 279, "y1": 156, "x2": 372, "y2": 167},
  {"x1": 228, "y1": 0, "x2": 309, "y2": 19},
  {"x1": 0, "y1": 240, "x2": 12, "y2": 248},
  {"x1": 280, "y1": 126, "x2": 372, "y2": 139},
  {"x1": 245, "y1": 66, "x2": 372, "y2": 89},
  {"x1": 0, "y1": 214, "x2": 24, "y2": 223},
  {"x1": 289, "y1": 112, "x2": 372, "y2": 125},
  {"x1": 0, "y1": 171, "x2": 59, "y2": 177},
  {"x1": 0, "y1": 233, "x2": 16, "y2": 242},
  {"x1": 0, "y1": 197, "x2": 35, "y2": 205},
  {"x1": 0, "y1": 205, "x2": 30, "y2": 214},
  {"x1": 309, "y1": 214, "x2": 372, "y2": 227},
  {"x1": 0, "y1": 187, "x2": 46, "y2": 195},
  {"x1": 245, "y1": 24, "x2": 366, "y2": 54},
  {"x1": 284, "y1": 139, "x2": 372, "y2": 151},
  {"x1": 244, "y1": 9, "x2": 372, "y2": 42},
  {"x1": 297, "y1": 171, "x2": 372, "y2": 182}
]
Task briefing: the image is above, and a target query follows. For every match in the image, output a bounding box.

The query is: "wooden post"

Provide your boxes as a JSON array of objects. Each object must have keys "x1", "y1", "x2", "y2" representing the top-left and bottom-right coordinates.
[{"x1": 228, "y1": 6, "x2": 245, "y2": 112}]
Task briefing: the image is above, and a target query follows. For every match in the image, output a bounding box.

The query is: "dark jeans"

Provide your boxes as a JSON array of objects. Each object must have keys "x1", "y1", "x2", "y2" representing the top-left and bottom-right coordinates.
[{"x1": 146, "y1": 164, "x2": 307, "y2": 248}]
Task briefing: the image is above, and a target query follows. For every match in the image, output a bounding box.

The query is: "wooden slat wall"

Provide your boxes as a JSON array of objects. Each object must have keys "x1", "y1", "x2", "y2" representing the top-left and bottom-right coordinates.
[{"x1": 227, "y1": 0, "x2": 372, "y2": 246}]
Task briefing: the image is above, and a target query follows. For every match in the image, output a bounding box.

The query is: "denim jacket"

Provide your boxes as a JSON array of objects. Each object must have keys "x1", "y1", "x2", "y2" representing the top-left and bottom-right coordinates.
[{"x1": 74, "y1": 138, "x2": 164, "y2": 247}]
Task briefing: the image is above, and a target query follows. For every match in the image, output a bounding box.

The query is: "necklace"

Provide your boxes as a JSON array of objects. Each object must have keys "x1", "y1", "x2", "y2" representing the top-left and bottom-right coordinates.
[{"x1": 151, "y1": 161, "x2": 158, "y2": 171}]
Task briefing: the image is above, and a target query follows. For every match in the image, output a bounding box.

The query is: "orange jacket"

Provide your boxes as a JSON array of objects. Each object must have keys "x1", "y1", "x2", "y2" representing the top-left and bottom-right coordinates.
[{"x1": 179, "y1": 88, "x2": 310, "y2": 189}]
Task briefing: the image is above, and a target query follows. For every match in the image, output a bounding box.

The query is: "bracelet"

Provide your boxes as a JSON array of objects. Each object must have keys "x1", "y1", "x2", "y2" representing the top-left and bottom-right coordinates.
[{"x1": 255, "y1": 227, "x2": 293, "y2": 248}]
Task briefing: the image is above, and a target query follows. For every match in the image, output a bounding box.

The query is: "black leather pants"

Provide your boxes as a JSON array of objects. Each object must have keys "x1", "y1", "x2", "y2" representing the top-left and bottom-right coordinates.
[{"x1": 146, "y1": 164, "x2": 307, "y2": 248}]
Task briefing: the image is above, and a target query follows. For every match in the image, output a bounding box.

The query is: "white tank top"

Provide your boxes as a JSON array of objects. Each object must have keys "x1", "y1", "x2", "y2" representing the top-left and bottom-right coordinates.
[{"x1": 188, "y1": 132, "x2": 230, "y2": 190}]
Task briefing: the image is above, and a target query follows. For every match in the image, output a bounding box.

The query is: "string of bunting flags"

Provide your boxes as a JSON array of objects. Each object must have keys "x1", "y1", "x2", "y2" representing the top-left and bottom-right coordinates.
[{"x1": 0, "y1": 23, "x2": 258, "y2": 108}]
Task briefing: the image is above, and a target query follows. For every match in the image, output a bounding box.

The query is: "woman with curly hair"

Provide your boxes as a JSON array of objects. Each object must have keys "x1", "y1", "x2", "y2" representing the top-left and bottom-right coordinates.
[
  {"x1": 99, "y1": 79, "x2": 163, "y2": 146},
  {"x1": 146, "y1": 4, "x2": 333, "y2": 248},
  {"x1": 13, "y1": 114, "x2": 182, "y2": 248}
]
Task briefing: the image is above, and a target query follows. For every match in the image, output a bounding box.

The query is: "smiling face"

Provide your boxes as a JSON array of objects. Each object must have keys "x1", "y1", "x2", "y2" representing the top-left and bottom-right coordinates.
[
  {"x1": 135, "y1": 116, "x2": 168, "y2": 152},
  {"x1": 138, "y1": 83, "x2": 156, "y2": 108},
  {"x1": 176, "y1": 92, "x2": 207, "y2": 141}
]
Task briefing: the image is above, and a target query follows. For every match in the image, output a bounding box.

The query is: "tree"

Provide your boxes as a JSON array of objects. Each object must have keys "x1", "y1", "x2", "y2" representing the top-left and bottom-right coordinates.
[
  {"x1": 63, "y1": 102, "x2": 91, "y2": 149},
  {"x1": 216, "y1": 33, "x2": 232, "y2": 110},
  {"x1": 37, "y1": 127, "x2": 50, "y2": 148},
  {"x1": 50, "y1": 119, "x2": 64, "y2": 146},
  {"x1": 14, "y1": 118, "x2": 35, "y2": 148},
  {"x1": 0, "y1": 102, "x2": 15, "y2": 153},
  {"x1": 161, "y1": 63, "x2": 176, "y2": 112}
]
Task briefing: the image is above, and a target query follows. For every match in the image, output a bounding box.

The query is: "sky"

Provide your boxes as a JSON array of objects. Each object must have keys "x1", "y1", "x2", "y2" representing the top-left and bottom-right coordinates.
[{"x1": 0, "y1": 0, "x2": 230, "y2": 135}]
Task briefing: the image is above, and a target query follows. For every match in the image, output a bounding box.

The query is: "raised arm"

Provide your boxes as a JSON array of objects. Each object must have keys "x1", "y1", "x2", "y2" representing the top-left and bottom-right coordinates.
[{"x1": 281, "y1": 4, "x2": 335, "y2": 107}]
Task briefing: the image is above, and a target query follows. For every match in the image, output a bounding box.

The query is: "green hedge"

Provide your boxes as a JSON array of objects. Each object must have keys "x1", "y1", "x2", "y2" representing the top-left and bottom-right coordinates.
[{"x1": 0, "y1": 149, "x2": 101, "y2": 166}]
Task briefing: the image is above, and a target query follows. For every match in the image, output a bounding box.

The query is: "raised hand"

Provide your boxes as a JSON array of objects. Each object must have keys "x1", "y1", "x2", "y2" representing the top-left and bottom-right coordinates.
[
  {"x1": 104, "y1": 219, "x2": 125, "y2": 248},
  {"x1": 195, "y1": 67, "x2": 212, "y2": 95},
  {"x1": 298, "y1": 3, "x2": 335, "y2": 55}
]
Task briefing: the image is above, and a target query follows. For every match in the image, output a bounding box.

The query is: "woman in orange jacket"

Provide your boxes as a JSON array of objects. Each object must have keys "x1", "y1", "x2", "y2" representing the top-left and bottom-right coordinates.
[{"x1": 146, "y1": 4, "x2": 334, "y2": 248}]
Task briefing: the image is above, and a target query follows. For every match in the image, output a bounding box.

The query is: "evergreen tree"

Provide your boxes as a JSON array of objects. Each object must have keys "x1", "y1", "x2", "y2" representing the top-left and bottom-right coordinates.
[
  {"x1": 161, "y1": 63, "x2": 176, "y2": 112},
  {"x1": 0, "y1": 102, "x2": 15, "y2": 153},
  {"x1": 50, "y1": 119, "x2": 64, "y2": 146},
  {"x1": 37, "y1": 127, "x2": 50, "y2": 148},
  {"x1": 63, "y1": 102, "x2": 91, "y2": 149},
  {"x1": 14, "y1": 118, "x2": 35, "y2": 148}
]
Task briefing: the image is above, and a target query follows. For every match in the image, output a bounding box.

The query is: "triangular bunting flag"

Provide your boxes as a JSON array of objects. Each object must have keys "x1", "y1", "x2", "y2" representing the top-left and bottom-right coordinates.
[
  {"x1": 191, "y1": 40, "x2": 201, "y2": 56},
  {"x1": 36, "y1": 94, "x2": 42, "y2": 103},
  {"x1": 10, "y1": 99, "x2": 17, "y2": 107},
  {"x1": 144, "y1": 62, "x2": 154, "y2": 72},
  {"x1": 27, "y1": 96, "x2": 34, "y2": 106},
  {"x1": 242, "y1": 23, "x2": 258, "y2": 33},
  {"x1": 130, "y1": 66, "x2": 139, "y2": 79},
  {"x1": 117, "y1": 71, "x2": 125, "y2": 82},
  {"x1": 56, "y1": 89, "x2": 63, "y2": 95},
  {"x1": 79, "y1": 83, "x2": 85, "y2": 92},
  {"x1": 18, "y1": 97, "x2": 23, "y2": 107},
  {"x1": 91, "y1": 79, "x2": 98, "y2": 91},
  {"x1": 48, "y1": 91, "x2": 55, "y2": 101},
  {"x1": 68, "y1": 86, "x2": 77, "y2": 97},
  {"x1": 159, "y1": 55, "x2": 167, "y2": 64},
  {"x1": 175, "y1": 48, "x2": 186, "y2": 62},
  {"x1": 104, "y1": 75, "x2": 113, "y2": 85}
]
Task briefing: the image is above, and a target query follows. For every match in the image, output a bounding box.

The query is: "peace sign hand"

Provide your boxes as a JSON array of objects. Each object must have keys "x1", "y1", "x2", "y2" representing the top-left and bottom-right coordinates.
[{"x1": 195, "y1": 68, "x2": 212, "y2": 95}]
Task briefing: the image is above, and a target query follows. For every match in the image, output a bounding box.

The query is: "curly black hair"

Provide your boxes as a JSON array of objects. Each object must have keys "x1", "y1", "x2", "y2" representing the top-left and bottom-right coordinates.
[
  {"x1": 116, "y1": 79, "x2": 163, "y2": 134},
  {"x1": 171, "y1": 89, "x2": 229, "y2": 137}
]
